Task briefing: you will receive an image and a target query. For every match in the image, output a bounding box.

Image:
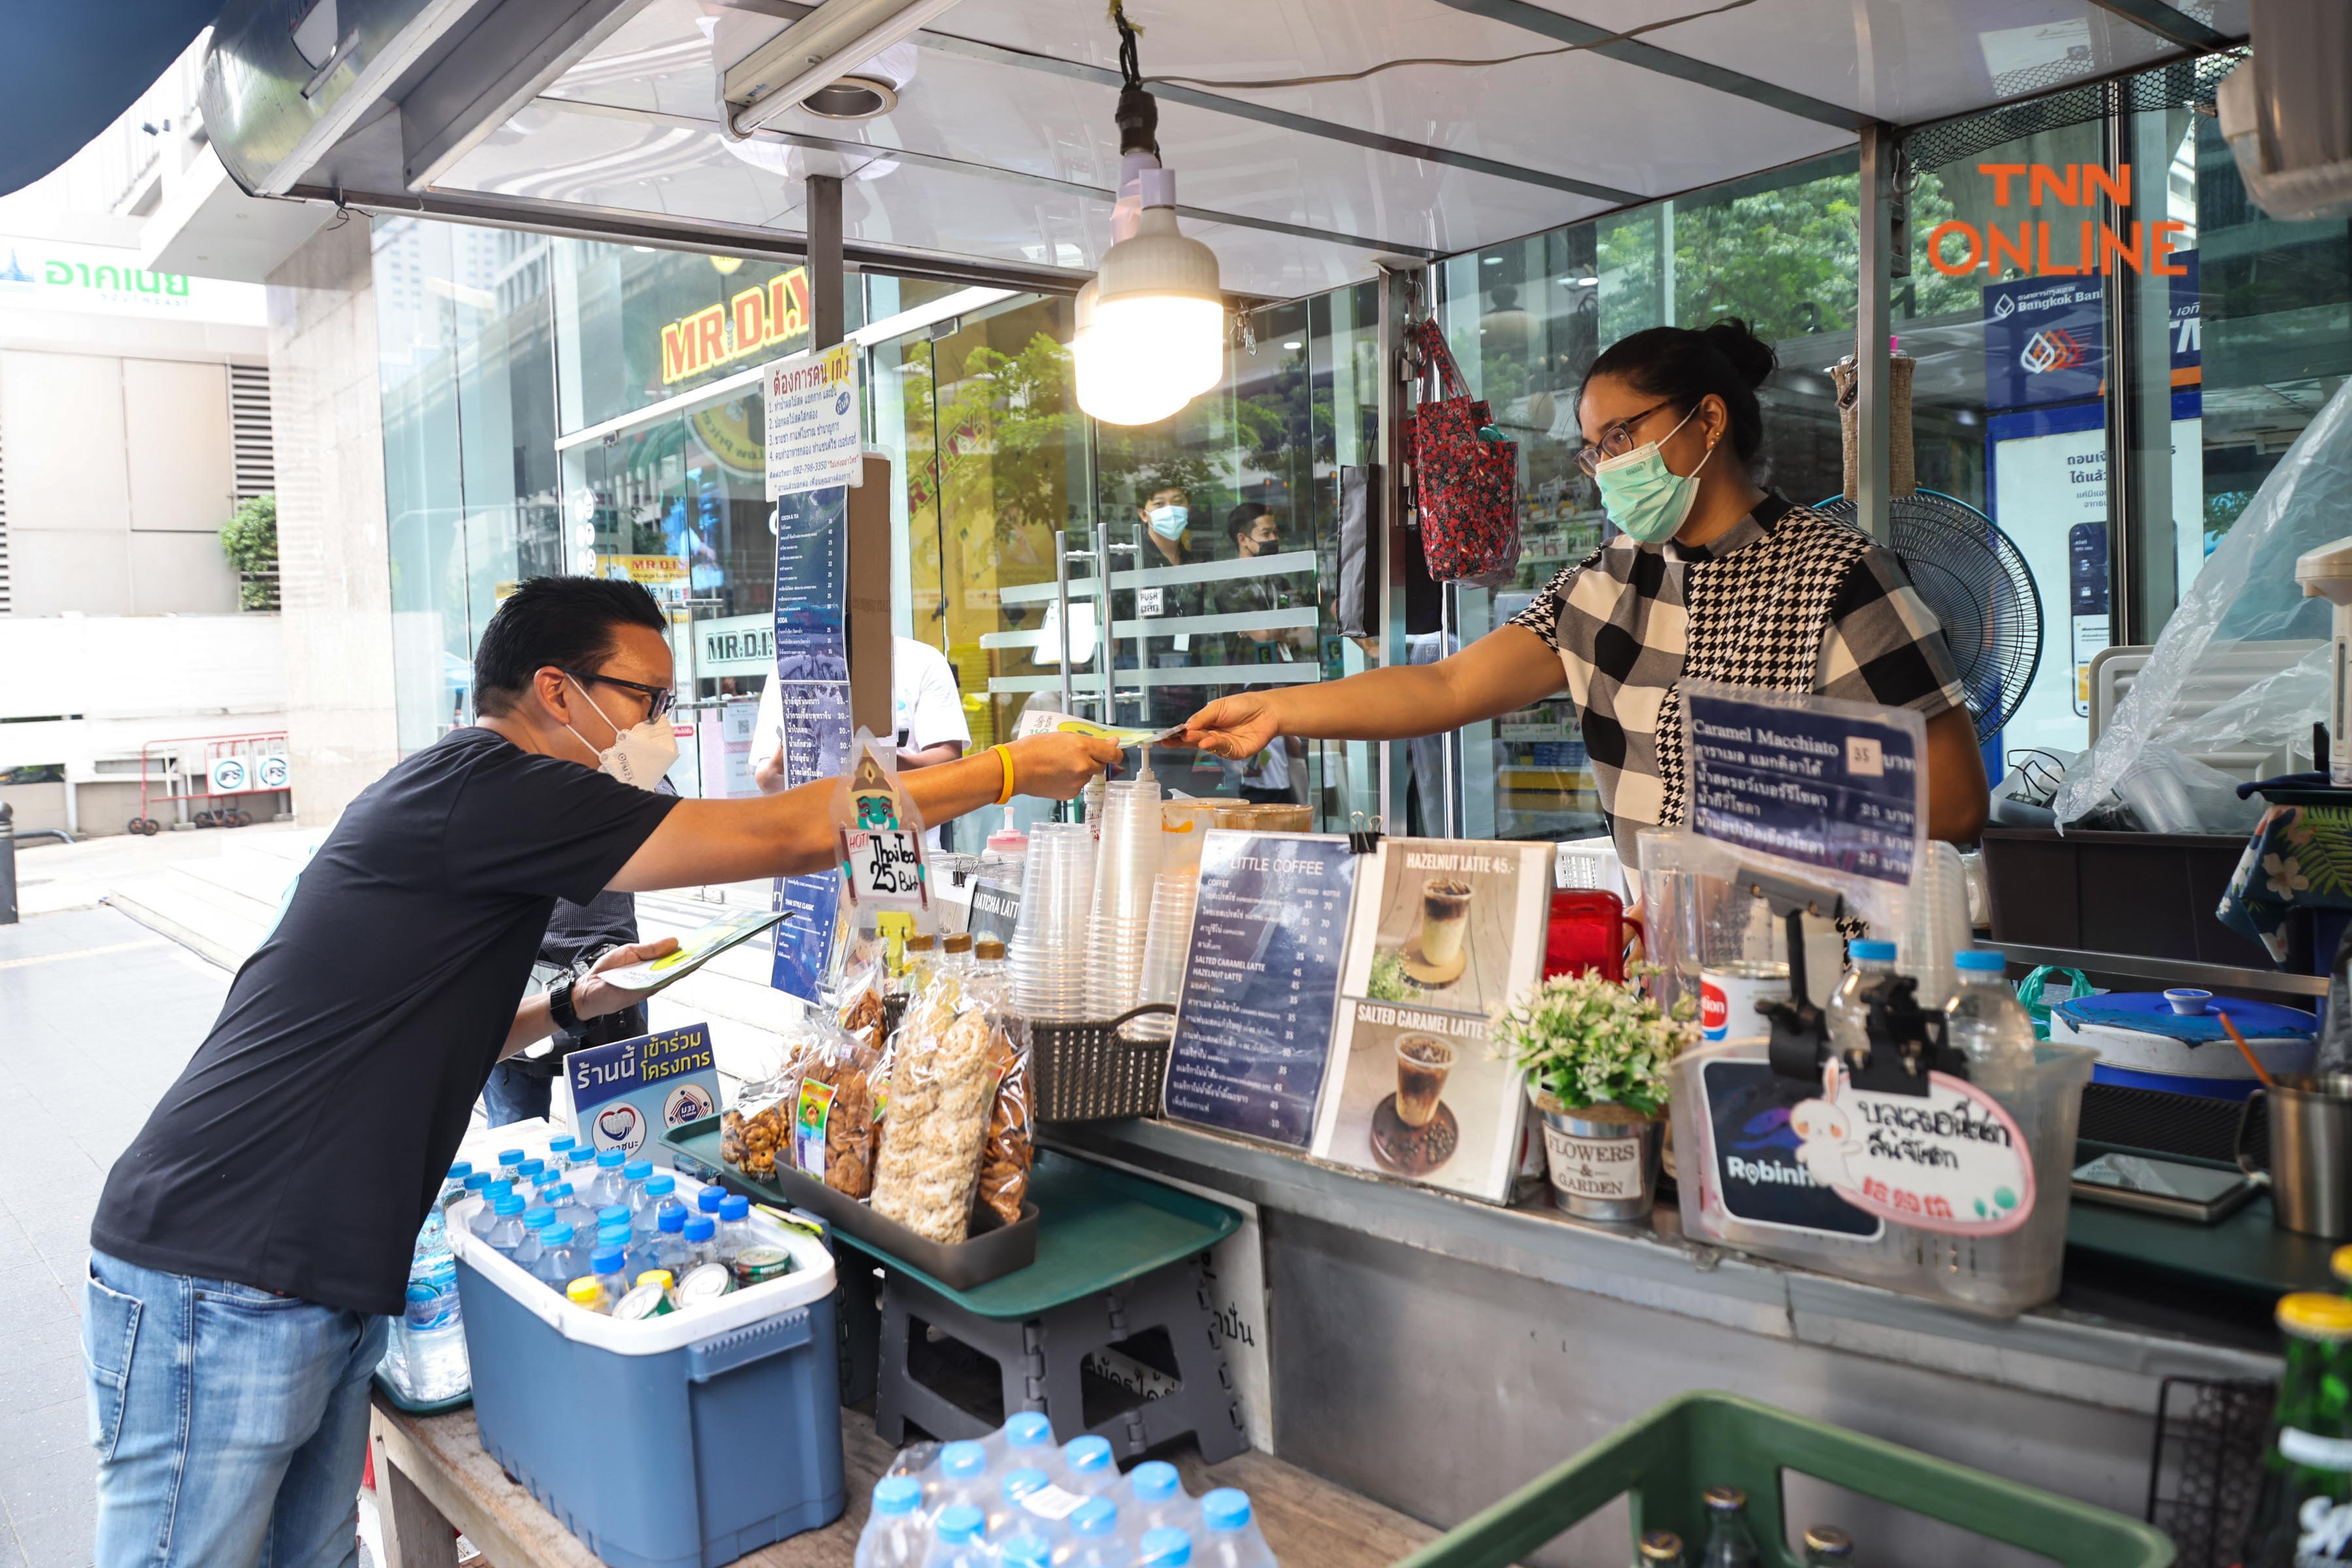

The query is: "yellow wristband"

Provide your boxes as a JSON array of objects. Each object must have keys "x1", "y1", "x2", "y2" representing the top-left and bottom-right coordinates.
[{"x1": 993, "y1": 743, "x2": 1016, "y2": 805}]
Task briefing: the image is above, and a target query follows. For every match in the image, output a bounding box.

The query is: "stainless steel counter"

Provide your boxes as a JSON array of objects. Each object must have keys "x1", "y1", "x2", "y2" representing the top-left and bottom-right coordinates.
[{"x1": 1045, "y1": 1117, "x2": 2274, "y2": 1566}]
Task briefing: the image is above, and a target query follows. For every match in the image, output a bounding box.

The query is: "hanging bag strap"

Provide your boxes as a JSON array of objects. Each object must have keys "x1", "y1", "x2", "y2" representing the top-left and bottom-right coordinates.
[{"x1": 1407, "y1": 317, "x2": 1472, "y2": 404}]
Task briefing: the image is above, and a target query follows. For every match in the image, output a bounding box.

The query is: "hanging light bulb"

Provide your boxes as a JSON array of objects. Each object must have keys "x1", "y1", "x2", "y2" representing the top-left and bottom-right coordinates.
[{"x1": 1072, "y1": 10, "x2": 1224, "y2": 426}]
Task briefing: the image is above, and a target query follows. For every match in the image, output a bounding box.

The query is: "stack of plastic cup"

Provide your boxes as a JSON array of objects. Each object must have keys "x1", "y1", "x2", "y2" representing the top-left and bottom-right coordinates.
[
  {"x1": 1009, "y1": 823, "x2": 1097, "y2": 1021},
  {"x1": 1086, "y1": 779, "x2": 1164, "y2": 1018}
]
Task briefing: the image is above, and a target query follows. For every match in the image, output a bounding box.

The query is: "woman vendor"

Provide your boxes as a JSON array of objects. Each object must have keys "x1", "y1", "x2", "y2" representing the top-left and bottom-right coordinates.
[{"x1": 1184, "y1": 319, "x2": 1991, "y2": 865}]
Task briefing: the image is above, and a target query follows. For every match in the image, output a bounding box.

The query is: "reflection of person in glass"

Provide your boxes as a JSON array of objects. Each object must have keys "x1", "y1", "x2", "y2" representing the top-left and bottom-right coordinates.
[
  {"x1": 1213, "y1": 503, "x2": 1304, "y2": 802},
  {"x1": 1124, "y1": 482, "x2": 1200, "y2": 744},
  {"x1": 1186, "y1": 320, "x2": 1990, "y2": 866}
]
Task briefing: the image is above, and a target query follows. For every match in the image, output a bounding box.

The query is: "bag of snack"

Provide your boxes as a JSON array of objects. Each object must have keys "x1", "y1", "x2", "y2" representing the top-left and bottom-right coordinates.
[
  {"x1": 789, "y1": 1016, "x2": 881, "y2": 1199},
  {"x1": 870, "y1": 963, "x2": 1001, "y2": 1245},
  {"x1": 969, "y1": 939, "x2": 1032, "y2": 1226},
  {"x1": 720, "y1": 1072, "x2": 792, "y2": 1182}
]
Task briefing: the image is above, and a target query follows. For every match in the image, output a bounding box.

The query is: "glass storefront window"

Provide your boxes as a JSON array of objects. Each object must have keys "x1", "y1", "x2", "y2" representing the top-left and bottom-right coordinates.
[{"x1": 1431, "y1": 154, "x2": 1858, "y2": 844}]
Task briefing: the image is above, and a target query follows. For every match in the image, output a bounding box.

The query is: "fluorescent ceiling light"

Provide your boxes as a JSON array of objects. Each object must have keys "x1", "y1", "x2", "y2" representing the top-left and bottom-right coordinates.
[{"x1": 723, "y1": 0, "x2": 962, "y2": 138}]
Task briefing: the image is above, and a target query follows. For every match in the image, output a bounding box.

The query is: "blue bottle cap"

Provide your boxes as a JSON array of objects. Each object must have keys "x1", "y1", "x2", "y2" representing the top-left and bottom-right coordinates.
[
  {"x1": 1955, "y1": 949, "x2": 2006, "y2": 973},
  {"x1": 1131, "y1": 1461, "x2": 1180, "y2": 1502},
  {"x1": 698, "y1": 1186, "x2": 727, "y2": 1213},
  {"x1": 497, "y1": 1148, "x2": 524, "y2": 1166},
  {"x1": 598, "y1": 1205, "x2": 630, "y2": 1226},
  {"x1": 1002, "y1": 1537, "x2": 1052, "y2": 1568},
  {"x1": 597, "y1": 1222, "x2": 632, "y2": 1246},
  {"x1": 1071, "y1": 1499, "x2": 1119, "y2": 1538},
  {"x1": 1004, "y1": 1411, "x2": 1053, "y2": 1448},
  {"x1": 1850, "y1": 939, "x2": 1897, "y2": 962},
  {"x1": 685, "y1": 1215, "x2": 715, "y2": 1241},
  {"x1": 1002, "y1": 1467, "x2": 1049, "y2": 1503},
  {"x1": 1063, "y1": 1435, "x2": 1113, "y2": 1474},
  {"x1": 873, "y1": 1475, "x2": 923, "y2": 1516},
  {"x1": 549, "y1": 1135, "x2": 575, "y2": 1153},
  {"x1": 659, "y1": 1205, "x2": 686, "y2": 1233},
  {"x1": 1139, "y1": 1527, "x2": 1192, "y2": 1567},
  {"x1": 540, "y1": 1222, "x2": 575, "y2": 1245},
  {"x1": 623, "y1": 1160, "x2": 653, "y2": 1181},
  {"x1": 549, "y1": 1184, "x2": 574, "y2": 1203},
  {"x1": 523, "y1": 1207, "x2": 555, "y2": 1230},
  {"x1": 1201, "y1": 1490, "x2": 1251, "y2": 1532},
  {"x1": 518, "y1": 1158, "x2": 544, "y2": 1178},
  {"x1": 935, "y1": 1506, "x2": 985, "y2": 1545},
  {"x1": 448, "y1": 1161, "x2": 474, "y2": 1181},
  {"x1": 720, "y1": 1195, "x2": 750, "y2": 1221},
  {"x1": 646, "y1": 1173, "x2": 676, "y2": 1196},
  {"x1": 591, "y1": 1247, "x2": 627, "y2": 1274},
  {"x1": 597, "y1": 1148, "x2": 627, "y2": 1168},
  {"x1": 486, "y1": 1177, "x2": 514, "y2": 1197},
  {"x1": 463, "y1": 1172, "x2": 491, "y2": 1192},
  {"x1": 940, "y1": 1441, "x2": 989, "y2": 1480},
  {"x1": 493, "y1": 1194, "x2": 524, "y2": 1217},
  {"x1": 568, "y1": 1148, "x2": 594, "y2": 1166}
]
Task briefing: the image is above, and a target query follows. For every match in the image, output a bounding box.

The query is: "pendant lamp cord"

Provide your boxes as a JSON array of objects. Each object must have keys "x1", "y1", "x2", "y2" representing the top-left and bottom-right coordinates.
[{"x1": 1106, "y1": 0, "x2": 1158, "y2": 158}]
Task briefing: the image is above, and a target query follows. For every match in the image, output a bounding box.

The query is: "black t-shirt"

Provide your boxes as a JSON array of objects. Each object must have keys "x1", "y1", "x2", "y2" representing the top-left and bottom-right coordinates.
[{"x1": 91, "y1": 728, "x2": 678, "y2": 1316}]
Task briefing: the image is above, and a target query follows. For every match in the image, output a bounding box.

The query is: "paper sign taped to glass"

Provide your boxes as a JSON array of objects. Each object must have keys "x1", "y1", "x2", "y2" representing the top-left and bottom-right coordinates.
[{"x1": 1676, "y1": 680, "x2": 1928, "y2": 930}]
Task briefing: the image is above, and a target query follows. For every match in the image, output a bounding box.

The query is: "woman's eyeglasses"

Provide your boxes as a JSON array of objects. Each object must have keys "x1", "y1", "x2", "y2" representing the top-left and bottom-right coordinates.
[
  {"x1": 1576, "y1": 399, "x2": 1680, "y2": 475},
  {"x1": 563, "y1": 668, "x2": 677, "y2": 721}
]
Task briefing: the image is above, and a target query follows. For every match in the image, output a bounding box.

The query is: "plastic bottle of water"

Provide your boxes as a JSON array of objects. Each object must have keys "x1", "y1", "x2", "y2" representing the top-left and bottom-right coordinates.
[
  {"x1": 1063, "y1": 1500, "x2": 1124, "y2": 1568},
  {"x1": 1196, "y1": 1492, "x2": 1272, "y2": 1568},
  {"x1": 438, "y1": 1162, "x2": 474, "y2": 1213},
  {"x1": 718, "y1": 1194, "x2": 755, "y2": 1261},
  {"x1": 937, "y1": 1442, "x2": 995, "y2": 1514},
  {"x1": 531, "y1": 1221, "x2": 584, "y2": 1291},
  {"x1": 511, "y1": 1206, "x2": 555, "y2": 1271},
  {"x1": 468, "y1": 1179, "x2": 515, "y2": 1239},
  {"x1": 548, "y1": 1134, "x2": 576, "y2": 1162},
  {"x1": 1000, "y1": 1535, "x2": 1052, "y2": 1568},
  {"x1": 697, "y1": 1184, "x2": 727, "y2": 1218},
  {"x1": 550, "y1": 1182, "x2": 595, "y2": 1236},
  {"x1": 517, "y1": 1156, "x2": 546, "y2": 1192},
  {"x1": 565, "y1": 1146, "x2": 597, "y2": 1186},
  {"x1": 683, "y1": 1213, "x2": 719, "y2": 1269},
  {"x1": 924, "y1": 1506, "x2": 994, "y2": 1568},
  {"x1": 621, "y1": 1159, "x2": 655, "y2": 1224},
  {"x1": 591, "y1": 1245, "x2": 629, "y2": 1305},
  {"x1": 1058, "y1": 1436, "x2": 1115, "y2": 1497},
  {"x1": 1126, "y1": 1464, "x2": 1193, "y2": 1534},
  {"x1": 632, "y1": 1171, "x2": 677, "y2": 1239},
  {"x1": 395, "y1": 1254, "x2": 470, "y2": 1403},
  {"x1": 496, "y1": 1147, "x2": 525, "y2": 1179},
  {"x1": 640, "y1": 1205, "x2": 691, "y2": 1277},
  {"x1": 987, "y1": 1469, "x2": 1052, "y2": 1542},
  {"x1": 857, "y1": 1475, "x2": 929, "y2": 1568},
  {"x1": 1946, "y1": 949, "x2": 2037, "y2": 1091},
  {"x1": 1825, "y1": 939, "x2": 1900, "y2": 1064},
  {"x1": 581, "y1": 1148, "x2": 629, "y2": 1209},
  {"x1": 483, "y1": 1193, "x2": 528, "y2": 1254},
  {"x1": 1138, "y1": 1527, "x2": 1192, "y2": 1568},
  {"x1": 460, "y1": 1170, "x2": 492, "y2": 1213}
]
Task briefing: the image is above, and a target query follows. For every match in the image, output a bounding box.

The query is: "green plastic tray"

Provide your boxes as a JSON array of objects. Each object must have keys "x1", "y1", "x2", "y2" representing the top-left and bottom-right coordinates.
[
  {"x1": 830, "y1": 1149, "x2": 1241, "y2": 1319},
  {"x1": 1391, "y1": 1391, "x2": 2174, "y2": 1568}
]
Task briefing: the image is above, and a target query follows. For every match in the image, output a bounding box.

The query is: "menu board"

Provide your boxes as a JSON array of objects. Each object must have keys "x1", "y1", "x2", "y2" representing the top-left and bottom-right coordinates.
[
  {"x1": 1162, "y1": 832, "x2": 1360, "y2": 1149},
  {"x1": 1680, "y1": 683, "x2": 1924, "y2": 889},
  {"x1": 768, "y1": 484, "x2": 852, "y2": 1002},
  {"x1": 1312, "y1": 838, "x2": 1553, "y2": 1202}
]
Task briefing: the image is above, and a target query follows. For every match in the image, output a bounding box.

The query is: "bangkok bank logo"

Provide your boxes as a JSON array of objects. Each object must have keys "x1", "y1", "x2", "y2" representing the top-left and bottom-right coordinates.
[{"x1": 2020, "y1": 326, "x2": 2085, "y2": 376}]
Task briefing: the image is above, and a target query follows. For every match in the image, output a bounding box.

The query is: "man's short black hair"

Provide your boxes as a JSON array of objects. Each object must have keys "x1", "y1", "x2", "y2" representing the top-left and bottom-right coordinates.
[
  {"x1": 472, "y1": 576, "x2": 668, "y2": 717},
  {"x1": 1227, "y1": 501, "x2": 1273, "y2": 551}
]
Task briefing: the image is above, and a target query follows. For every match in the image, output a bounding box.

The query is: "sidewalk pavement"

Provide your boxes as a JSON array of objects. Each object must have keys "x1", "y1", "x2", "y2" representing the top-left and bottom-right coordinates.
[{"x1": 0, "y1": 904, "x2": 233, "y2": 1567}]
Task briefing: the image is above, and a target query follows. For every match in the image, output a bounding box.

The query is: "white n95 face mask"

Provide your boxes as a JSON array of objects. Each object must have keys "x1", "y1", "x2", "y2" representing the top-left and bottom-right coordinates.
[{"x1": 565, "y1": 678, "x2": 679, "y2": 790}]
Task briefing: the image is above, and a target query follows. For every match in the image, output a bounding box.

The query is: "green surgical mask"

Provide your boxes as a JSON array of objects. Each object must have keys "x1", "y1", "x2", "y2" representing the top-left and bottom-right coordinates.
[{"x1": 1592, "y1": 406, "x2": 1714, "y2": 544}]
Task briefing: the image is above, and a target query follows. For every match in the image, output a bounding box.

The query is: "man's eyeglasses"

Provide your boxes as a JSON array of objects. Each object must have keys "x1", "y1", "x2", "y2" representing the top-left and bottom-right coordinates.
[
  {"x1": 563, "y1": 668, "x2": 677, "y2": 721},
  {"x1": 1576, "y1": 399, "x2": 1680, "y2": 475}
]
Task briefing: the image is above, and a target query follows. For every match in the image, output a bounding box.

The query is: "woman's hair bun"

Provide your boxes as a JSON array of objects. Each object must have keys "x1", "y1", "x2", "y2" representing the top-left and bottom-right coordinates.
[{"x1": 1699, "y1": 318, "x2": 1776, "y2": 391}]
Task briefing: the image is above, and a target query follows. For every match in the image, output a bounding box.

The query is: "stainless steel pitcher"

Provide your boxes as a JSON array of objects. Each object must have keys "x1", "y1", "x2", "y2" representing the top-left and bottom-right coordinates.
[{"x1": 2238, "y1": 1073, "x2": 2352, "y2": 1238}]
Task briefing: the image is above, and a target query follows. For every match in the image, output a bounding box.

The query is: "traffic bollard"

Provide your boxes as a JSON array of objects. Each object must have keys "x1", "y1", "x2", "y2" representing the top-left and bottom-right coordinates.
[{"x1": 0, "y1": 802, "x2": 15, "y2": 925}]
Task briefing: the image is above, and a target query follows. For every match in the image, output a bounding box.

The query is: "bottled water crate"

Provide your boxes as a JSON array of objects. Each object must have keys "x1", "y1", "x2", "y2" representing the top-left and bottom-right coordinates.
[{"x1": 447, "y1": 1183, "x2": 843, "y2": 1568}]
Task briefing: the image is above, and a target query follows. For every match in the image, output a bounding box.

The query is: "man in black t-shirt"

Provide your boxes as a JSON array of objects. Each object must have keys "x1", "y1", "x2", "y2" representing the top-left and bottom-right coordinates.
[{"x1": 82, "y1": 577, "x2": 1119, "y2": 1568}]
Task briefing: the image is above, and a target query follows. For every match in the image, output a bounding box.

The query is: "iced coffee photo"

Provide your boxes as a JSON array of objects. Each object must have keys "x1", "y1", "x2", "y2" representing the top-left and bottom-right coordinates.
[{"x1": 1394, "y1": 1033, "x2": 1456, "y2": 1128}]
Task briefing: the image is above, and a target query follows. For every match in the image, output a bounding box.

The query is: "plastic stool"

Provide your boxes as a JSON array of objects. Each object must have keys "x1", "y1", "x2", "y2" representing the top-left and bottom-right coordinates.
[{"x1": 873, "y1": 1250, "x2": 1245, "y2": 1464}]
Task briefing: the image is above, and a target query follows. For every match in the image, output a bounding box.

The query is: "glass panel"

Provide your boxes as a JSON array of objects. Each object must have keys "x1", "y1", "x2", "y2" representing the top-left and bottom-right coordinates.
[{"x1": 1431, "y1": 154, "x2": 1860, "y2": 845}]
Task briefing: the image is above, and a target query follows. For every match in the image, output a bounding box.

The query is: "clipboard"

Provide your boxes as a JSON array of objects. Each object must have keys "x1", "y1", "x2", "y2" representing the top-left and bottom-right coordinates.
[{"x1": 596, "y1": 909, "x2": 792, "y2": 994}]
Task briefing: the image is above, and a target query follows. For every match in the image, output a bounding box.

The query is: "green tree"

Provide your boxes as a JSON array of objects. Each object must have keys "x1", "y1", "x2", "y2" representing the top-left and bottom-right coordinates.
[
  {"x1": 220, "y1": 493, "x2": 279, "y2": 610},
  {"x1": 932, "y1": 331, "x2": 1086, "y2": 549}
]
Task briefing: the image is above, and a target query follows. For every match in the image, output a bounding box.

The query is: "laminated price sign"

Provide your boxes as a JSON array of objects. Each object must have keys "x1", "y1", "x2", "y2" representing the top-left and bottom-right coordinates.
[
  {"x1": 1786, "y1": 1060, "x2": 2036, "y2": 1235},
  {"x1": 832, "y1": 730, "x2": 930, "y2": 914},
  {"x1": 1679, "y1": 681, "x2": 1926, "y2": 898},
  {"x1": 551, "y1": 1022, "x2": 722, "y2": 1168}
]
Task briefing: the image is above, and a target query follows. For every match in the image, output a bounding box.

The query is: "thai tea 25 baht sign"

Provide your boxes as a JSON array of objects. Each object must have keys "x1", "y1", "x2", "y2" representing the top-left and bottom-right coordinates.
[{"x1": 764, "y1": 340, "x2": 864, "y2": 500}]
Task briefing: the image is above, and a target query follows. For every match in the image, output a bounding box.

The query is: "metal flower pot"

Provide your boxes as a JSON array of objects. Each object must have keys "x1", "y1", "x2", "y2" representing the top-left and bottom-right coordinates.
[{"x1": 1534, "y1": 1094, "x2": 1661, "y2": 1222}]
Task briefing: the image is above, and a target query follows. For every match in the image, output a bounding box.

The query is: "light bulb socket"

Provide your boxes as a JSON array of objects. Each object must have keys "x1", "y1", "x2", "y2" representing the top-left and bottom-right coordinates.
[{"x1": 1115, "y1": 84, "x2": 1160, "y2": 159}]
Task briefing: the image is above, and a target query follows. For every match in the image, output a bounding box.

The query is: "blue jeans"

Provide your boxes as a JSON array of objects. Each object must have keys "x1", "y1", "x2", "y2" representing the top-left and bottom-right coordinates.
[
  {"x1": 479, "y1": 1058, "x2": 553, "y2": 1127},
  {"x1": 83, "y1": 1250, "x2": 388, "y2": 1568}
]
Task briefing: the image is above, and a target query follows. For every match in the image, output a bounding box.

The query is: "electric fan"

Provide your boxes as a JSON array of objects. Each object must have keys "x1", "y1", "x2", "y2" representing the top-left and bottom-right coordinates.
[{"x1": 1814, "y1": 489, "x2": 2044, "y2": 744}]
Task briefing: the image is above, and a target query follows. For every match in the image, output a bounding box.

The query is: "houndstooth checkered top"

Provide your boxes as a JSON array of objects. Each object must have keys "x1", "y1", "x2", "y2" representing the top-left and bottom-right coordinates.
[{"x1": 1507, "y1": 493, "x2": 1968, "y2": 869}]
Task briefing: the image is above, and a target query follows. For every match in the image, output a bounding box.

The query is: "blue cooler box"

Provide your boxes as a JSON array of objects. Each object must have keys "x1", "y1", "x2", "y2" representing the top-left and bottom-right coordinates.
[{"x1": 448, "y1": 1184, "x2": 843, "y2": 1568}]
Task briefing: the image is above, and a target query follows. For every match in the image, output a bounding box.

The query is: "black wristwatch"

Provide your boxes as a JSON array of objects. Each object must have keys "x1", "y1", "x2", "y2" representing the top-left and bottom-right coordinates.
[{"x1": 547, "y1": 968, "x2": 585, "y2": 1037}]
